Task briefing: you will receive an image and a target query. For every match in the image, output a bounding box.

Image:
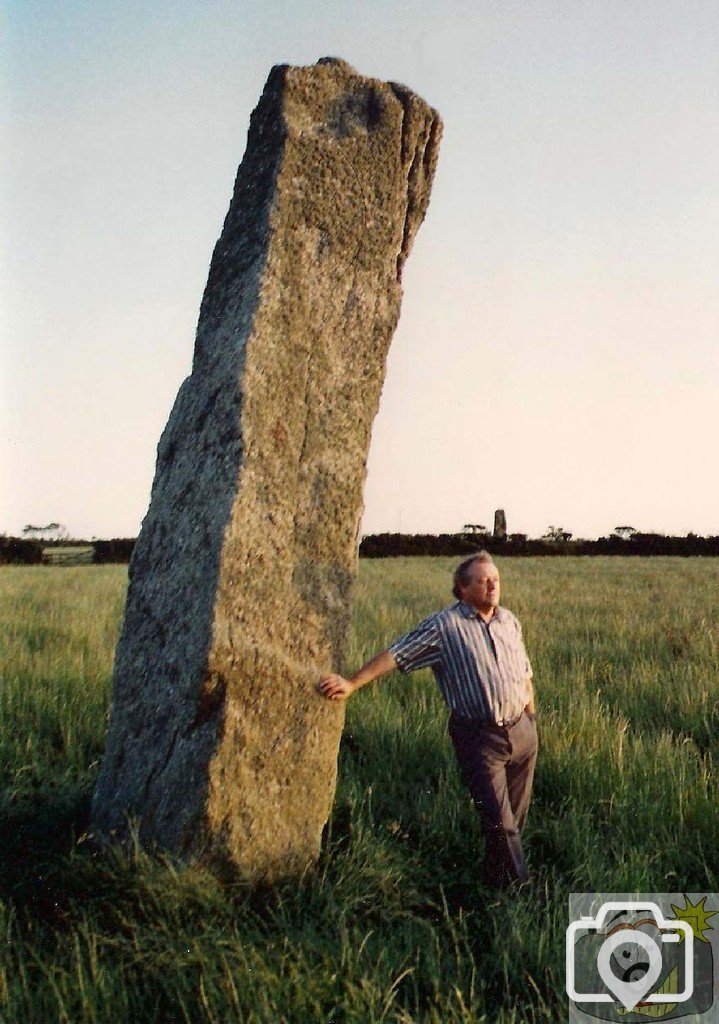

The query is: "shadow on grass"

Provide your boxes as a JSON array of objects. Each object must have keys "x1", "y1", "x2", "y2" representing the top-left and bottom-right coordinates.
[
  {"x1": 0, "y1": 785, "x2": 92, "y2": 927},
  {"x1": 0, "y1": 753, "x2": 564, "y2": 1023}
]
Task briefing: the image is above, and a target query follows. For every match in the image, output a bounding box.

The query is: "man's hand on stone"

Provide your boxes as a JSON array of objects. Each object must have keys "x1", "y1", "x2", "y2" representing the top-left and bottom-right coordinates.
[
  {"x1": 317, "y1": 650, "x2": 397, "y2": 702},
  {"x1": 317, "y1": 675, "x2": 356, "y2": 701}
]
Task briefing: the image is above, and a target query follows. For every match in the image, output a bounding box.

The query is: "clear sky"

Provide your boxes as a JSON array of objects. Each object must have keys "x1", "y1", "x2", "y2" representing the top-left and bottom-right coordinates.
[{"x1": 4, "y1": 0, "x2": 719, "y2": 541}]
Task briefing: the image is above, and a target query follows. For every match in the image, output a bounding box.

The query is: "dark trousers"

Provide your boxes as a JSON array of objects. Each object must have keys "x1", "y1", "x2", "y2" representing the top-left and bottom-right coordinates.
[{"x1": 448, "y1": 710, "x2": 538, "y2": 887}]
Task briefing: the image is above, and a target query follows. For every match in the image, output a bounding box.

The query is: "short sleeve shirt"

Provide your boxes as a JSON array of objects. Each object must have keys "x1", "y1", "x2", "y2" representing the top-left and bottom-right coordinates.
[{"x1": 388, "y1": 601, "x2": 532, "y2": 722}]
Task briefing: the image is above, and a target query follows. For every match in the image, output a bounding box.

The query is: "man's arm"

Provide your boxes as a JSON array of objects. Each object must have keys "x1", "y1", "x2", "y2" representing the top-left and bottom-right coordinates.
[
  {"x1": 524, "y1": 677, "x2": 536, "y2": 716},
  {"x1": 317, "y1": 649, "x2": 398, "y2": 702}
]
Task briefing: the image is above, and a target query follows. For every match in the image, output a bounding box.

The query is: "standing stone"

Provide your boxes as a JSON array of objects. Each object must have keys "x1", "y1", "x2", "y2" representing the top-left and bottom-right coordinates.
[
  {"x1": 493, "y1": 509, "x2": 507, "y2": 540},
  {"x1": 90, "y1": 58, "x2": 441, "y2": 881}
]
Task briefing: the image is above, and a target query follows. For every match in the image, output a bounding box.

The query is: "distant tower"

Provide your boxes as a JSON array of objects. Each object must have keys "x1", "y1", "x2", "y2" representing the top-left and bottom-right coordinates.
[{"x1": 493, "y1": 509, "x2": 507, "y2": 540}]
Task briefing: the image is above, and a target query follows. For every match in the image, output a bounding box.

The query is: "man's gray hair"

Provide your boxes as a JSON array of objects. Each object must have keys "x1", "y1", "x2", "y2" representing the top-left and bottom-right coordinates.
[{"x1": 452, "y1": 551, "x2": 496, "y2": 599}]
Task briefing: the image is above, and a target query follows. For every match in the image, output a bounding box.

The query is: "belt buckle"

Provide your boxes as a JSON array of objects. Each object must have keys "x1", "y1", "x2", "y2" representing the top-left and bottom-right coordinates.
[{"x1": 497, "y1": 711, "x2": 522, "y2": 728}]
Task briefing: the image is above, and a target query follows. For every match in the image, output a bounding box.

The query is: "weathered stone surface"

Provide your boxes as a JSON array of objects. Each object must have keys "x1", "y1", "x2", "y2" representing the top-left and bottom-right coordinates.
[
  {"x1": 90, "y1": 58, "x2": 441, "y2": 881},
  {"x1": 493, "y1": 509, "x2": 507, "y2": 540}
]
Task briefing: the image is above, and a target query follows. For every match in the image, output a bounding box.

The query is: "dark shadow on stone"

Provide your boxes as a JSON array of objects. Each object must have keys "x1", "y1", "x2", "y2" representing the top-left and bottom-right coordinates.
[{"x1": 90, "y1": 67, "x2": 289, "y2": 857}]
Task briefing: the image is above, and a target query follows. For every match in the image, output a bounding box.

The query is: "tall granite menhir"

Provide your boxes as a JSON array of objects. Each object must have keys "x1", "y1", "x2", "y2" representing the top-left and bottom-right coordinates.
[{"x1": 91, "y1": 59, "x2": 441, "y2": 880}]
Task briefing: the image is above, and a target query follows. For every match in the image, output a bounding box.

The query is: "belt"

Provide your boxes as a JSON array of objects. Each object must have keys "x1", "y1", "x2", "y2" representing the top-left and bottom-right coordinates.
[
  {"x1": 494, "y1": 710, "x2": 525, "y2": 729},
  {"x1": 450, "y1": 709, "x2": 525, "y2": 729}
]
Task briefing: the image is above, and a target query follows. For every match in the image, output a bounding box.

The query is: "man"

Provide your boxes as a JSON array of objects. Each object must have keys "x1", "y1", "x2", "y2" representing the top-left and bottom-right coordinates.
[{"x1": 318, "y1": 552, "x2": 537, "y2": 888}]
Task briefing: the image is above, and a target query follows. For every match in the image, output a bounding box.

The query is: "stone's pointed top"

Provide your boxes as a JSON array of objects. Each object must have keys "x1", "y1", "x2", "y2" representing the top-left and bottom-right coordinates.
[{"x1": 316, "y1": 56, "x2": 357, "y2": 72}]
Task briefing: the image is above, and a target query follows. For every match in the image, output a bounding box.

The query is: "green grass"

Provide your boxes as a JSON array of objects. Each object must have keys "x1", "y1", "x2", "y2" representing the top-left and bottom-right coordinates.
[{"x1": 1, "y1": 558, "x2": 719, "y2": 1022}]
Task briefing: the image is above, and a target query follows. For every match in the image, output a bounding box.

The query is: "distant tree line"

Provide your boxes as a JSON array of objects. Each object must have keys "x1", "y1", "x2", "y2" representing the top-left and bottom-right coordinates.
[
  {"x1": 0, "y1": 536, "x2": 136, "y2": 565},
  {"x1": 360, "y1": 533, "x2": 489, "y2": 558},
  {"x1": 4, "y1": 529, "x2": 719, "y2": 565},
  {"x1": 93, "y1": 539, "x2": 136, "y2": 563},
  {"x1": 359, "y1": 531, "x2": 719, "y2": 558},
  {"x1": 0, "y1": 536, "x2": 45, "y2": 565}
]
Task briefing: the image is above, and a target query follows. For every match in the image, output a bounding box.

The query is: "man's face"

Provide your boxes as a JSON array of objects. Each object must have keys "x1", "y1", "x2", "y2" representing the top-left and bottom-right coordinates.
[{"x1": 460, "y1": 561, "x2": 500, "y2": 613}]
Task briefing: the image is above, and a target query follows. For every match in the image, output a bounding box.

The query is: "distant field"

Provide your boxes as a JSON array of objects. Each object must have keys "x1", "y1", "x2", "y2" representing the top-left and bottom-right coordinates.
[
  {"x1": 1, "y1": 558, "x2": 719, "y2": 1023},
  {"x1": 41, "y1": 546, "x2": 94, "y2": 566}
]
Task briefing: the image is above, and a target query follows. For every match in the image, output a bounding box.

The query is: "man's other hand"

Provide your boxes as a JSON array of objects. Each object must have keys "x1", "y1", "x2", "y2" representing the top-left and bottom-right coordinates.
[{"x1": 317, "y1": 675, "x2": 356, "y2": 701}]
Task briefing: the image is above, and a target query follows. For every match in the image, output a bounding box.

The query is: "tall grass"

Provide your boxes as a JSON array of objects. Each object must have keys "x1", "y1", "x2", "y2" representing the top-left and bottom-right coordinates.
[{"x1": 1, "y1": 558, "x2": 718, "y2": 1022}]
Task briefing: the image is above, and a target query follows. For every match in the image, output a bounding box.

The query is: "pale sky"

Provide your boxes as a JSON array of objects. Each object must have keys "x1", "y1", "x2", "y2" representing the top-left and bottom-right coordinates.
[{"x1": 4, "y1": 1, "x2": 719, "y2": 540}]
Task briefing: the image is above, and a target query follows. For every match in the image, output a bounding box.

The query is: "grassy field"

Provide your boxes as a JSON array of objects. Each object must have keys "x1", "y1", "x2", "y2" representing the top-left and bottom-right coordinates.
[{"x1": 1, "y1": 557, "x2": 719, "y2": 1023}]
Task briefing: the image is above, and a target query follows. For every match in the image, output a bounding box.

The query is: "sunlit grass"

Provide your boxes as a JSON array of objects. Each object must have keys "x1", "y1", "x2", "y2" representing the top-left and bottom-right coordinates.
[{"x1": 1, "y1": 558, "x2": 718, "y2": 1022}]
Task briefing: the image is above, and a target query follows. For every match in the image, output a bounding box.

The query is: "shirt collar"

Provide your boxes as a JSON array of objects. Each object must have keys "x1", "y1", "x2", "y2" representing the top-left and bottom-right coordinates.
[{"x1": 456, "y1": 600, "x2": 506, "y2": 623}]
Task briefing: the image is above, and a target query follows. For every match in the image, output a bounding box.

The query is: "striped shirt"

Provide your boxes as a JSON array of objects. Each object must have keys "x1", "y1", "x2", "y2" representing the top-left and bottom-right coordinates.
[{"x1": 388, "y1": 601, "x2": 532, "y2": 723}]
